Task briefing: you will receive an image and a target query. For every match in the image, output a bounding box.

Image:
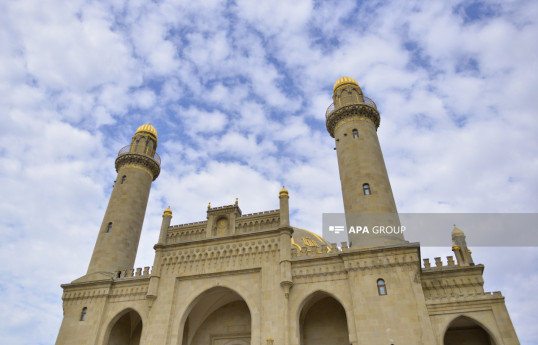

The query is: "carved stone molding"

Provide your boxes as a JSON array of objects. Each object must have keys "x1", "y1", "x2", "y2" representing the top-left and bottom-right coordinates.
[{"x1": 115, "y1": 153, "x2": 160, "y2": 180}]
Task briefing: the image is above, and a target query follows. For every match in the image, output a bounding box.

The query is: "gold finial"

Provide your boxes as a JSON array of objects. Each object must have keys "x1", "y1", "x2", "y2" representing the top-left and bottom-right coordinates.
[
  {"x1": 279, "y1": 185, "x2": 289, "y2": 198},
  {"x1": 333, "y1": 76, "x2": 359, "y2": 91},
  {"x1": 235, "y1": 198, "x2": 238, "y2": 205},
  {"x1": 468, "y1": 248, "x2": 472, "y2": 254},
  {"x1": 452, "y1": 245, "x2": 460, "y2": 251},
  {"x1": 208, "y1": 202, "x2": 211, "y2": 209},
  {"x1": 135, "y1": 123, "x2": 158, "y2": 140},
  {"x1": 266, "y1": 338, "x2": 274, "y2": 345},
  {"x1": 163, "y1": 206, "x2": 172, "y2": 218}
]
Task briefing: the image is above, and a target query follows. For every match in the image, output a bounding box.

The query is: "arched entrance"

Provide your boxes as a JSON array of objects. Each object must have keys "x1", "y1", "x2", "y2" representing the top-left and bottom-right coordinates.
[
  {"x1": 444, "y1": 316, "x2": 495, "y2": 345},
  {"x1": 182, "y1": 286, "x2": 251, "y2": 345},
  {"x1": 299, "y1": 291, "x2": 349, "y2": 345},
  {"x1": 107, "y1": 309, "x2": 142, "y2": 345}
]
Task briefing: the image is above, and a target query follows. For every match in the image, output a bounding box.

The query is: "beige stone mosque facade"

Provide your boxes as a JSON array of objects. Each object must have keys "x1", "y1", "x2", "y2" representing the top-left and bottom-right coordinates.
[{"x1": 55, "y1": 77, "x2": 520, "y2": 345}]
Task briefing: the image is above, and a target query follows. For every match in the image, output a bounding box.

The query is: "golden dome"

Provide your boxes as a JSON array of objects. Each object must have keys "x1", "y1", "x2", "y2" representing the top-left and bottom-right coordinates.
[
  {"x1": 333, "y1": 76, "x2": 359, "y2": 91},
  {"x1": 279, "y1": 186, "x2": 289, "y2": 198},
  {"x1": 135, "y1": 123, "x2": 158, "y2": 140},
  {"x1": 452, "y1": 225, "x2": 464, "y2": 236},
  {"x1": 291, "y1": 227, "x2": 333, "y2": 252},
  {"x1": 163, "y1": 206, "x2": 172, "y2": 218}
]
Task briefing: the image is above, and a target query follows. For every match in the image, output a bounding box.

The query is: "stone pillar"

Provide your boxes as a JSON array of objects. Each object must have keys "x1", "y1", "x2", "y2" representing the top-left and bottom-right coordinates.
[
  {"x1": 158, "y1": 206, "x2": 172, "y2": 244},
  {"x1": 278, "y1": 186, "x2": 293, "y2": 344}
]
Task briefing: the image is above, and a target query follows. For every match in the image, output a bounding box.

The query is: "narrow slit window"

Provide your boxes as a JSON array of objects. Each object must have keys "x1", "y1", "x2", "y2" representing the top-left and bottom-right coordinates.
[
  {"x1": 106, "y1": 222, "x2": 112, "y2": 233},
  {"x1": 363, "y1": 183, "x2": 371, "y2": 195},
  {"x1": 121, "y1": 175, "x2": 126, "y2": 184},
  {"x1": 377, "y1": 279, "x2": 387, "y2": 295},
  {"x1": 352, "y1": 129, "x2": 359, "y2": 138},
  {"x1": 80, "y1": 307, "x2": 87, "y2": 321}
]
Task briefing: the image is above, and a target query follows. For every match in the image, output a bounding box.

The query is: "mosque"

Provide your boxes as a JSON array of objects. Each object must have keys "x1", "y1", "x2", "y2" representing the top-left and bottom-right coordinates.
[{"x1": 55, "y1": 77, "x2": 520, "y2": 345}]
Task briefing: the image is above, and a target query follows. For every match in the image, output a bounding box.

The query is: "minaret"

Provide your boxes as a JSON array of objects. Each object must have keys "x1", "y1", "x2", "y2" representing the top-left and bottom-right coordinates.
[
  {"x1": 86, "y1": 123, "x2": 160, "y2": 275},
  {"x1": 451, "y1": 225, "x2": 474, "y2": 266},
  {"x1": 326, "y1": 77, "x2": 405, "y2": 247}
]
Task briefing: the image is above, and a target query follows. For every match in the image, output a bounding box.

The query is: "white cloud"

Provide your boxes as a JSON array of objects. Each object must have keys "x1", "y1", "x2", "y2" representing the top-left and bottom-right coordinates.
[{"x1": 1, "y1": 0, "x2": 538, "y2": 344}]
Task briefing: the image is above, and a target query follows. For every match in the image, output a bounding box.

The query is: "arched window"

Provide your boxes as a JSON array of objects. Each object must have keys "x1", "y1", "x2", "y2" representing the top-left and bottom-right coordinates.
[
  {"x1": 80, "y1": 307, "x2": 87, "y2": 321},
  {"x1": 106, "y1": 222, "x2": 112, "y2": 233},
  {"x1": 377, "y1": 279, "x2": 387, "y2": 295},
  {"x1": 352, "y1": 129, "x2": 359, "y2": 138},
  {"x1": 363, "y1": 183, "x2": 371, "y2": 195},
  {"x1": 121, "y1": 175, "x2": 126, "y2": 184}
]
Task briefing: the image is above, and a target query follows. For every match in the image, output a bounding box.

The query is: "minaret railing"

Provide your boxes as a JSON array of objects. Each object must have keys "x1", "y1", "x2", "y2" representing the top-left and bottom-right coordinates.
[
  {"x1": 117, "y1": 145, "x2": 161, "y2": 165},
  {"x1": 325, "y1": 96, "x2": 377, "y2": 119}
]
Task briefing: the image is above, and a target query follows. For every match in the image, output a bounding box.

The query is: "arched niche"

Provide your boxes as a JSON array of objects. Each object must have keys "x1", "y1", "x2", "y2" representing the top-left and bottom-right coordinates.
[
  {"x1": 106, "y1": 309, "x2": 142, "y2": 345},
  {"x1": 444, "y1": 316, "x2": 496, "y2": 345},
  {"x1": 299, "y1": 291, "x2": 349, "y2": 345},
  {"x1": 181, "y1": 286, "x2": 251, "y2": 345}
]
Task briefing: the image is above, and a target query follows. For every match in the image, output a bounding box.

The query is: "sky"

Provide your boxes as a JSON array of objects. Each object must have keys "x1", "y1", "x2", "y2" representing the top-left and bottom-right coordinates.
[{"x1": 1, "y1": 0, "x2": 537, "y2": 344}]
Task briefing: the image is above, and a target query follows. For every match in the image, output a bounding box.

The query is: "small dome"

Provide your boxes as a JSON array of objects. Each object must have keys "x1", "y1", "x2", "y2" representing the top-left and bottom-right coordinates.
[
  {"x1": 333, "y1": 76, "x2": 359, "y2": 91},
  {"x1": 291, "y1": 227, "x2": 333, "y2": 252},
  {"x1": 279, "y1": 186, "x2": 289, "y2": 198},
  {"x1": 135, "y1": 123, "x2": 158, "y2": 140},
  {"x1": 163, "y1": 206, "x2": 172, "y2": 218},
  {"x1": 452, "y1": 225, "x2": 464, "y2": 236}
]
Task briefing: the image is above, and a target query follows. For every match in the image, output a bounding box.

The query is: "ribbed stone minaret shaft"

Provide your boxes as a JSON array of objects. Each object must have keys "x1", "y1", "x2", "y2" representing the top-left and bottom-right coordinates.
[
  {"x1": 87, "y1": 123, "x2": 160, "y2": 275},
  {"x1": 326, "y1": 77, "x2": 405, "y2": 247}
]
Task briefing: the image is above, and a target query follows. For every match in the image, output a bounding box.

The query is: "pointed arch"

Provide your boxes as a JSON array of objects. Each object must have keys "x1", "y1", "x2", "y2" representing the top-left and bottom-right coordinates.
[
  {"x1": 297, "y1": 290, "x2": 351, "y2": 345},
  {"x1": 102, "y1": 308, "x2": 143, "y2": 345},
  {"x1": 177, "y1": 285, "x2": 255, "y2": 345},
  {"x1": 443, "y1": 315, "x2": 498, "y2": 345}
]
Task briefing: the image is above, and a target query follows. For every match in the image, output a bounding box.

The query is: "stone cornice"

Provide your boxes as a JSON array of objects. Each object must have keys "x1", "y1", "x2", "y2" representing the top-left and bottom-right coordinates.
[
  {"x1": 326, "y1": 103, "x2": 380, "y2": 137},
  {"x1": 115, "y1": 153, "x2": 160, "y2": 180}
]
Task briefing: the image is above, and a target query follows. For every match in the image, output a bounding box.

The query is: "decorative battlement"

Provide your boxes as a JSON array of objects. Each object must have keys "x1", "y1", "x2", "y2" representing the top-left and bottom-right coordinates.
[
  {"x1": 292, "y1": 242, "x2": 345, "y2": 258},
  {"x1": 240, "y1": 209, "x2": 279, "y2": 218},
  {"x1": 170, "y1": 220, "x2": 208, "y2": 228},
  {"x1": 422, "y1": 256, "x2": 458, "y2": 269},
  {"x1": 207, "y1": 203, "x2": 242, "y2": 217},
  {"x1": 421, "y1": 259, "x2": 485, "y2": 299},
  {"x1": 236, "y1": 210, "x2": 280, "y2": 234},
  {"x1": 114, "y1": 266, "x2": 152, "y2": 280},
  {"x1": 167, "y1": 222, "x2": 207, "y2": 243}
]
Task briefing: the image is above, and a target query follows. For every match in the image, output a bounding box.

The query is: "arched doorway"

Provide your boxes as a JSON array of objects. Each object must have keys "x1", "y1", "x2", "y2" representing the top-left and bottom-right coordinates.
[
  {"x1": 299, "y1": 291, "x2": 349, "y2": 345},
  {"x1": 444, "y1": 316, "x2": 495, "y2": 345},
  {"x1": 107, "y1": 309, "x2": 142, "y2": 345},
  {"x1": 182, "y1": 287, "x2": 251, "y2": 345}
]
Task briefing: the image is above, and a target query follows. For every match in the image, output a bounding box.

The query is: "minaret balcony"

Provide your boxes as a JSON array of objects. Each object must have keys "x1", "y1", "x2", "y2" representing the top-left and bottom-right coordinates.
[
  {"x1": 325, "y1": 95, "x2": 377, "y2": 119},
  {"x1": 117, "y1": 145, "x2": 161, "y2": 166},
  {"x1": 115, "y1": 145, "x2": 161, "y2": 180}
]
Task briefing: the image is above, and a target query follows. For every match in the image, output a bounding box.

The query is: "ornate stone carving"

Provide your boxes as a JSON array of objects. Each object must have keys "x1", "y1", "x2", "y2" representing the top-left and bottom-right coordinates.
[
  {"x1": 326, "y1": 103, "x2": 381, "y2": 137},
  {"x1": 115, "y1": 153, "x2": 161, "y2": 180}
]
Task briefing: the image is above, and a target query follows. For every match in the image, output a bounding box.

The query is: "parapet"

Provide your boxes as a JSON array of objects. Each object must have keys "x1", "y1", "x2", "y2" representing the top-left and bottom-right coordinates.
[
  {"x1": 422, "y1": 256, "x2": 458, "y2": 270},
  {"x1": 114, "y1": 266, "x2": 152, "y2": 280},
  {"x1": 165, "y1": 208, "x2": 281, "y2": 245},
  {"x1": 291, "y1": 242, "x2": 346, "y2": 258},
  {"x1": 167, "y1": 221, "x2": 208, "y2": 243}
]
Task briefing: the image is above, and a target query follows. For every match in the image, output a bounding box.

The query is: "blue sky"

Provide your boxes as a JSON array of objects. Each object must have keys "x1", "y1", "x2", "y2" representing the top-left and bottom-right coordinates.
[{"x1": 1, "y1": 0, "x2": 537, "y2": 344}]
